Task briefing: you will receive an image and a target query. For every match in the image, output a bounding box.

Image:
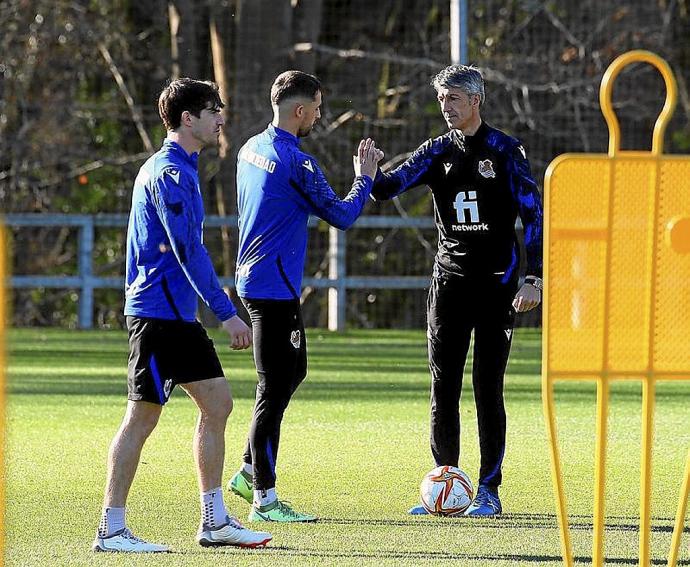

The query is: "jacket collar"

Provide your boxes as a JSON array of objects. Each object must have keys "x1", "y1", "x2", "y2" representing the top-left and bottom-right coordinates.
[
  {"x1": 267, "y1": 124, "x2": 300, "y2": 146},
  {"x1": 162, "y1": 138, "x2": 199, "y2": 169}
]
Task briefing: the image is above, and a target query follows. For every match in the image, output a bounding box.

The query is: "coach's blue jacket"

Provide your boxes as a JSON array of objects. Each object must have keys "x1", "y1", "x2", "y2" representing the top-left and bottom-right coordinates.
[
  {"x1": 124, "y1": 139, "x2": 237, "y2": 322},
  {"x1": 235, "y1": 124, "x2": 372, "y2": 300}
]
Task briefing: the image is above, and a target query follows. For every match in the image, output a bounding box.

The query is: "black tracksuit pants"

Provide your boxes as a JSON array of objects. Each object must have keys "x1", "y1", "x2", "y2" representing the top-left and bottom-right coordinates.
[
  {"x1": 427, "y1": 272, "x2": 516, "y2": 488},
  {"x1": 241, "y1": 298, "x2": 307, "y2": 491}
]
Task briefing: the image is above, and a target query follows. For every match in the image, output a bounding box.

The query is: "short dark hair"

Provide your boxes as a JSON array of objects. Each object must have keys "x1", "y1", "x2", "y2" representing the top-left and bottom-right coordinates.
[
  {"x1": 158, "y1": 78, "x2": 224, "y2": 131},
  {"x1": 270, "y1": 70, "x2": 321, "y2": 106}
]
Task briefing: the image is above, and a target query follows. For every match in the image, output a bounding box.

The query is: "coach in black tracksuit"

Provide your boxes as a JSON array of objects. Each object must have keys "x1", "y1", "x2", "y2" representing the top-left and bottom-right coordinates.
[{"x1": 371, "y1": 65, "x2": 543, "y2": 517}]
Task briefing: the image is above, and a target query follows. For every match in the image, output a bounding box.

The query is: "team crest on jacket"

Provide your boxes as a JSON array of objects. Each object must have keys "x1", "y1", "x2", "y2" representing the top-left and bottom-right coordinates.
[
  {"x1": 290, "y1": 330, "x2": 301, "y2": 349},
  {"x1": 478, "y1": 159, "x2": 496, "y2": 179}
]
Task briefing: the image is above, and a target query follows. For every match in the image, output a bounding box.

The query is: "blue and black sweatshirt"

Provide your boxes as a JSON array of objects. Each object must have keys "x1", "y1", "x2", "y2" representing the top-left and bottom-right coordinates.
[
  {"x1": 235, "y1": 124, "x2": 372, "y2": 300},
  {"x1": 124, "y1": 139, "x2": 237, "y2": 322}
]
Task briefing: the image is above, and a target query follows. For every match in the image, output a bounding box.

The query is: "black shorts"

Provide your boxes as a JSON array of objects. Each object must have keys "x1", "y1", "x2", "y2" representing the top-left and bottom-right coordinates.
[
  {"x1": 241, "y1": 298, "x2": 307, "y2": 390},
  {"x1": 126, "y1": 316, "x2": 225, "y2": 405}
]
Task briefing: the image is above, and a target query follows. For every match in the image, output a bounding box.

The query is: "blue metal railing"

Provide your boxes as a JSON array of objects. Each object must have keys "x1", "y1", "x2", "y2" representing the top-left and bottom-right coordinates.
[{"x1": 5, "y1": 213, "x2": 437, "y2": 329}]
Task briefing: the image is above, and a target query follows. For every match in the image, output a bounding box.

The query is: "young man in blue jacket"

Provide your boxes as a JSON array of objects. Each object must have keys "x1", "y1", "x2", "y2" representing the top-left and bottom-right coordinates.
[
  {"x1": 227, "y1": 70, "x2": 383, "y2": 522},
  {"x1": 371, "y1": 65, "x2": 543, "y2": 517},
  {"x1": 93, "y1": 79, "x2": 272, "y2": 552}
]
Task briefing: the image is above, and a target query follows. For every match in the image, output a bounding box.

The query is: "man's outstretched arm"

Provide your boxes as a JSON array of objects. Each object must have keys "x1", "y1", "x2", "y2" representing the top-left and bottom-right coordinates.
[
  {"x1": 295, "y1": 138, "x2": 383, "y2": 230},
  {"x1": 371, "y1": 131, "x2": 463, "y2": 201}
]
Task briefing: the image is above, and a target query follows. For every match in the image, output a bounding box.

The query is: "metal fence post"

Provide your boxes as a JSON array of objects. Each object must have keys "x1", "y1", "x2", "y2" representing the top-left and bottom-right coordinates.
[
  {"x1": 450, "y1": 0, "x2": 468, "y2": 65},
  {"x1": 78, "y1": 217, "x2": 95, "y2": 329},
  {"x1": 328, "y1": 226, "x2": 346, "y2": 331}
]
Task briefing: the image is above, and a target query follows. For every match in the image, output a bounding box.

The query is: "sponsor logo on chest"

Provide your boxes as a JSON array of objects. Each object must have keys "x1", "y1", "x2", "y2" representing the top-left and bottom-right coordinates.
[{"x1": 451, "y1": 190, "x2": 490, "y2": 232}]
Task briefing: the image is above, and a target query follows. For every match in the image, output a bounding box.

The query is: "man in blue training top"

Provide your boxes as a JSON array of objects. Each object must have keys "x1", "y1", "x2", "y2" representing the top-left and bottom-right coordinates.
[
  {"x1": 93, "y1": 79, "x2": 272, "y2": 552},
  {"x1": 371, "y1": 65, "x2": 543, "y2": 517},
  {"x1": 226, "y1": 70, "x2": 383, "y2": 522}
]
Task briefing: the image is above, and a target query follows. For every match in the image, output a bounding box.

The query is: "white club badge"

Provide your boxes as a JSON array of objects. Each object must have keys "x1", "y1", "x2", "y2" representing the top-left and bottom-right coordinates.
[
  {"x1": 478, "y1": 159, "x2": 496, "y2": 179},
  {"x1": 290, "y1": 330, "x2": 301, "y2": 349}
]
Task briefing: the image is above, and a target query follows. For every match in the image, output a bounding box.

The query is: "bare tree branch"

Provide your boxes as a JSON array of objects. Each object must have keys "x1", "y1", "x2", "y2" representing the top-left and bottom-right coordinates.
[
  {"x1": 544, "y1": 9, "x2": 586, "y2": 57},
  {"x1": 97, "y1": 42, "x2": 155, "y2": 153},
  {"x1": 32, "y1": 152, "x2": 151, "y2": 188},
  {"x1": 292, "y1": 41, "x2": 596, "y2": 93}
]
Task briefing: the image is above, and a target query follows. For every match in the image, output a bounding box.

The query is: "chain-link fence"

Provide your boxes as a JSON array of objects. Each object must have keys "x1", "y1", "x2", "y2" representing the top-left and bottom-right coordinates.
[{"x1": 2, "y1": 0, "x2": 689, "y2": 328}]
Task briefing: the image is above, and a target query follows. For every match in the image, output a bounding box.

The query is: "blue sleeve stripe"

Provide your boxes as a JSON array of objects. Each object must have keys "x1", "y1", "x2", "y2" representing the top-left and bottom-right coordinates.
[
  {"x1": 149, "y1": 353, "x2": 167, "y2": 405},
  {"x1": 501, "y1": 246, "x2": 519, "y2": 284}
]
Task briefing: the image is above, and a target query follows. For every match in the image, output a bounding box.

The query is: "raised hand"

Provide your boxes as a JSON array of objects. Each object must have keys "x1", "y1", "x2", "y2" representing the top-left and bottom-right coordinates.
[{"x1": 353, "y1": 138, "x2": 385, "y2": 180}]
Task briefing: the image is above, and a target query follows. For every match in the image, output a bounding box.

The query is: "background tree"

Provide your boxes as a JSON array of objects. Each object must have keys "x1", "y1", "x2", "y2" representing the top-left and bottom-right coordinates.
[{"x1": 1, "y1": 0, "x2": 688, "y2": 328}]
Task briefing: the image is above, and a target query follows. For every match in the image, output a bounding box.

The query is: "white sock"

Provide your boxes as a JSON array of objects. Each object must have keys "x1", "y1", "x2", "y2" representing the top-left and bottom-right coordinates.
[
  {"x1": 201, "y1": 487, "x2": 229, "y2": 529},
  {"x1": 98, "y1": 507, "x2": 125, "y2": 538},
  {"x1": 254, "y1": 487, "x2": 277, "y2": 508},
  {"x1": 241, "y1": 462, "x2": 253, "y2": 476}
]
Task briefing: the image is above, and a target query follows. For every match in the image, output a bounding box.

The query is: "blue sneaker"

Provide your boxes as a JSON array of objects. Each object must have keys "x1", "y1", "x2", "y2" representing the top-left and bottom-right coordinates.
[
  {"x1": 408, "y1": 504, "x2": 429, "y2": 515},
  {"x1": 464, "y1": 484, "x2": 502, "y2": 517}
]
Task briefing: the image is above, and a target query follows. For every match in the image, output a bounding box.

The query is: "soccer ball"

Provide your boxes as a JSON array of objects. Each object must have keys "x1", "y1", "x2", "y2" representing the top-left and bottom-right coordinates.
[{"x1": 420, "y1": 465, "x2": 474, "y2": 516}]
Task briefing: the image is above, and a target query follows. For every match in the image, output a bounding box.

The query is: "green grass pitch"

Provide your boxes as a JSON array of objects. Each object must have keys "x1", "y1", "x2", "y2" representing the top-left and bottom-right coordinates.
[{"x1": 4, "y1": 328, "x2": 689, "y2": 566}]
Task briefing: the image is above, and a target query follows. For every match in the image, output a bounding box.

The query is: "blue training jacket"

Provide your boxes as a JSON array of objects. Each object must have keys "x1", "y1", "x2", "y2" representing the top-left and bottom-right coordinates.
[
  {"x1": 124, "y1": 139, "x2": 237, "y2": 322},
  {"x1": 236, "y1": 124, "x2": 372, "y2": 300}
]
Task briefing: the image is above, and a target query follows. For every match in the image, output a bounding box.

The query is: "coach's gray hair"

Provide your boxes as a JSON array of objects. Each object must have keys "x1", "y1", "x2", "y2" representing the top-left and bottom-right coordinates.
[{"x1": 431, "y1": 65, "x2": 485, "y2": 106}]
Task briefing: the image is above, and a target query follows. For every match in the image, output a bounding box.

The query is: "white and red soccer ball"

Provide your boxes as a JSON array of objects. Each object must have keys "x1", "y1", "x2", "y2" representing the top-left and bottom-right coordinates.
[{"x1": 420, "y1": 465, "x2": 474, "y2": 516}]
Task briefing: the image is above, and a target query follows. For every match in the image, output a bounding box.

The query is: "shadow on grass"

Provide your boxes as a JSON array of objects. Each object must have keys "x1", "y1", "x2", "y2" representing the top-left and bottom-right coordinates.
[
  {"x1": 11, "y1": 367, "x2": 689, "y2": 405},
  {"x1": 193, "y1": 544, "x2": 690, "y2": 565},
  {"x1": 8, "y1": 330, "x2": 688, "y2": 406},
  {"x1": 6, "y1": 375, "x2": 431, "y2": 400},
  {"x1": 320, "y1": 512, "x2": 688, "y2": 534}
]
